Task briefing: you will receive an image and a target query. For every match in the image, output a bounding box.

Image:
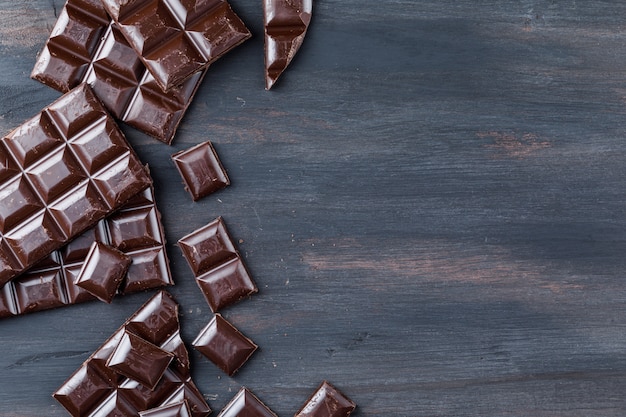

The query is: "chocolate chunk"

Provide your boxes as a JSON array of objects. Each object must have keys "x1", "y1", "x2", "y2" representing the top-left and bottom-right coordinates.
[
  {"x1": 192, "y1": 313, "x2": 257, "y2": 376},
  {"x1": 54, "y1": 291, "x2": 212, "y2": 417},
  {"x1": 0, "y1": 186, "x2": 172, "y2": 318},
  {"x1": 100, "y1": 0, "x2": 251, "y2": 92},
  {"x1": 75, "y1": 242, "x2": 131, "y2": 303},
  {"x1": 294, "y1": 381, "x2": 356, "y2": 417},
  {"x1": 140, "y1": 401, "x2": 192, "y2": 417},
  {"x1": 217, "y1": 387, "x2": 277, "y2": 417},
  {"x1": 178, "y1": 217, "x2": 257, "y2": 312},
  {"x1": 171, "y1": 141, "x2": 230, "y2": 201},
  {"x1": 31, "y1": 0, "x2": 206, "y2": 144},
  {"x1": 0, "y1": 83, "x2": 151, "y2": 285},
  {"x1": 264, "y1": 0, "x2": 312, "y2": 89}
]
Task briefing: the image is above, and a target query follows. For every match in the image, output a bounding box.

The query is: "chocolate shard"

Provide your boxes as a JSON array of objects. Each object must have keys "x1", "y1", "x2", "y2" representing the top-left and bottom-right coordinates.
[
  {"x1": 75, "y1": 242, "x2": 131, "y2": 303},
  {"x1": 54, "y1": 291, "x2": 211, "y2": 417},
  {"x1": 0, "y1": 186, "x2": 173, "y2": 319},
  {"x1": 264, "y1": 0, "x2": 312, "y2": 89},
  {"x1": 216, "y1": 387, "x2": 277, "y2": 417},
  {"x1": 0, "y1": 83, "x2": 151, "y2": 285},
  {"x1": 294, "y1": 381, "x2": 356, "y2": 417},
  {"x1": 100, "y1": 0, "x2": 251, "y2": 92},
  {"x1": 31, "y1": 0, "x2": 207, "y2": 144}
]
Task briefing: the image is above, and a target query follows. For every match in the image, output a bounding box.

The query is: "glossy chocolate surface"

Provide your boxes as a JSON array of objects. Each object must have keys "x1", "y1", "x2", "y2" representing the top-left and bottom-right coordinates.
[
  {"x1": 75, "y1": 242, "x2": 131, "y2": 303},
  {"x1": 172, "y1": 141, "x2": 230, "y2": 201},
  {"x1": 140, "y1": 401, "x2": 192, "y2": 417},
  {"x1": 294, "y1": 381, "x2": 356, "y2": 417},
  {"x1": 264, "y1": 0, "x2": 312, "y2": 89},
  {"x1": 101, "y1": 0, "x2": 251, "y2": 92},
  {"x1": 54, "y1": 291, "x2": 211, "y2": 417},
  {"x1": 178, "y1": 217, "x2": 257, "y2": 312},
  {"x1": 192, "y1": 313, "x2": 257, "y2": 376},
  {"x1": 0, "y1": 84, "x2": 151, "y2": 285},
  {"x1": 31, "y1": 0, "x2": 206, "y2": 144},
  {"x1": 216, "y1": 387, "x2": 277, "y2": 417},
  {"x1": 0, "y1": 186, "x2": 172, "y2": 318}
]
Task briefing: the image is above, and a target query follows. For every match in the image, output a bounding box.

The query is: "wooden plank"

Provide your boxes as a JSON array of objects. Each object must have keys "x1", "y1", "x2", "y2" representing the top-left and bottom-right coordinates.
[{"x1": 1, "y1": 0, "x2": 626, "y2": 415}]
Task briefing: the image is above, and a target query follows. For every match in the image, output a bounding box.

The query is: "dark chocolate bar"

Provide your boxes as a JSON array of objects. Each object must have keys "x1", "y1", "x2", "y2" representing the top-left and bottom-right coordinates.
[
  {"x1": 264, "y1": 0, "x2": 312, "y2": 89},
  {"x1": 54, "y1": 291, "x2": 211, "y2": 417},
  {"x1": 216, "y1": 387, "x2": 277, "y2": 417},
  {"x1": 0, "y1": 83, "x2": 151, "y2": 285},
  {"x1": 178, "y1": 217, "x2": 257, "y2": 312},
  {"x1": 171, "y1": 141, "x2": 230, "y2": 201},
  {"x1": 31, "y1": 0, "x2": 206, "y2": 144},
  {"x1": 0, "y1": 186, "x2": 172, "y2": 318},
  {"x1": 100, "y1": 0, "x2": 251, "y2": 92},
  {"x1": 75, "y1": 242, "x2": 131, "y2": 303},
  {"x1": 192, "y1": 313, "x2": 258, "y2": 376},
  {"x1": 294, "y1": 381, "x2": 356, "y2": 417}
]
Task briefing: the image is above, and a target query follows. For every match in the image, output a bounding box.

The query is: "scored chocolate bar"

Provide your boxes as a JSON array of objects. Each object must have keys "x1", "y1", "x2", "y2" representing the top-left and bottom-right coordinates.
[
  {"x1": 0, "y1": 186, "x2": 172, "y2": 318},
  {"x1": 31, "y1": 0, "x2": 206, "y2": 144},
  {"x1": 100, "y1": 0, "x2": 251, "y2": 92},
  {"x1": 0, "y1": 84, "x2": 151, "y2": 285},
  {"x1": 54, "y1": 291, "x2": 211, "y2": 417},
  {"x1": 264, "y1": 0, "x2": 312, "y2": 89}
]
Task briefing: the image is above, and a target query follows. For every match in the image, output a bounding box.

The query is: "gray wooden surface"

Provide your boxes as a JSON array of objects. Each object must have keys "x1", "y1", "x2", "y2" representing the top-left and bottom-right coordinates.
[{"x1": 1, "y1": 0, "x2": 626, "y2": 415}]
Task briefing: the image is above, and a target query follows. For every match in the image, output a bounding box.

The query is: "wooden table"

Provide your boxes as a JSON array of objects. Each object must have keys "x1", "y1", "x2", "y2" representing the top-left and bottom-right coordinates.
[{"x1": 1, "y1": 1, "x2": 626, "y2": 415}]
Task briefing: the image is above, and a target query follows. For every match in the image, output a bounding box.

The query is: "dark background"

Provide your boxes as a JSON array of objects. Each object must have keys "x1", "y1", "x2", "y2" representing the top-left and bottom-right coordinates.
[{"x1": 1, "y1": 0, "x2": 626, "y2": 415}]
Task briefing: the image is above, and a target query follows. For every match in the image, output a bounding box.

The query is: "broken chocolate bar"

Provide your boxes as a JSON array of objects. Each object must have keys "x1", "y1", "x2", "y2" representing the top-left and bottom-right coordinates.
[
  {"x1": 0, "y1": 83, "x2": 151, "y2": 285},
  {"x1": 216, "y1": 387, "x2": 277, "y2": 417},
  {"x1": 100, "y1": 0, "x2": 251, "y2": 92},
  {"x1": 294, "y1": 381, "x2": 356, "y2": 417},
  {"x1": 31, "y1": 0, "x2": 206, "y2": 144},
  {"x1": 264, "y1": 0, "x2": 312, "y2": 89}
]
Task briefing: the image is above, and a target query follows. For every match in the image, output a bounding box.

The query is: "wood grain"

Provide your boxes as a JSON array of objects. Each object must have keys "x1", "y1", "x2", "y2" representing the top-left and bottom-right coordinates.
[{"x1": 1, "y1": 0, "x2": 626, "y2": 415}]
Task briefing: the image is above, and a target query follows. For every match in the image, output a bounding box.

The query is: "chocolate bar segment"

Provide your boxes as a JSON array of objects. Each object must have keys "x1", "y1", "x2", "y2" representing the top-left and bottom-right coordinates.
[
  {"x1": 140, "y1": 401, "x2": 192, "y2": 417},
  {"x1": 54, "y1": 291, "x2": 211, "y2": 417},
  {"x1": 0, "y1": 84, "x2": 151, "y2": 284},
  {"x1": 31, "y1": 0, "x2": 206, "y2": 144},
  {"x1": 216, "y1": 387, "x2": 277, "y2": 417},
  {"x1": 75, "y1": 242, "x2": 131, "y2": 303},
  {"x1": 192, "y1": 313, "x2": 257, "y2": 376},
  {"x1": 178, "y1": 217, "x2": 257, "y2": 312},
  {"x1": 294, "y1": 381, "x2": 356, "y2": 417},
  {"x1": 0, "y1": 186, "x2": 172, "y2": 318},
  {"x1": 264, "y1": 0, "x2": 312, "y2": 89},
  {"x1": 100, "y1": 0, "x2": 251, "y2": 92},
  {"x1": 171, "y1": 141, "x2": 230, "y2": 201}
]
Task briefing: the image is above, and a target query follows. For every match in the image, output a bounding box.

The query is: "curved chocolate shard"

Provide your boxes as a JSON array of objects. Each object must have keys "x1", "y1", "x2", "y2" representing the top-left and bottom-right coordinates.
[{"x1": 264, "y1": 0, "x2": 312, "y2": 90}]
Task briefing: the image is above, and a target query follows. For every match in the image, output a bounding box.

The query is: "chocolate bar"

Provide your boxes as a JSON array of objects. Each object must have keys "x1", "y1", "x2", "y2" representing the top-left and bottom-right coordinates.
[
  {"x1": 216, "y1": 387, "x2": 277, "y2": 417},
  {"x1": 178, "y1": 217, "x2": 257, "y2": 312},
  {"x1": 0, "y1": 186, "x2": 172, "y2": 318},
  {"x1": 294, "y1": 381, "x2": 356, "y2": 417},
  {"x1": 54, "y1": 291, "x2": 211, "y2": 417},
  {"x1": 192, "y1": 313, "x2": 258, "y2": 376},
  {"x1": 0, "y1": 83, "x2": 151, "y2": 285},
  {"x1": 100, "y1": 0, "x2": 251, "y2": 92},
  {"x1": 264, "y1": 0, "x2": 312, "y2": 89},
  {"x1": 74, "y1": 242, "x2": 131, "y2": 303},
  {"x1": 171, "y1": 141, "x2": 230, "y2": 201},
  {"x1": 31, "y1": 0, "x2": 206, "y2": 144}
]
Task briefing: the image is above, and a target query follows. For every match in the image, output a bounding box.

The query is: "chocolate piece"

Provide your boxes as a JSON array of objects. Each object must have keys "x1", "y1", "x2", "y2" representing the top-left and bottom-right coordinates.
[
  {"x1": 140, "y1": 401, "x2": 192, "y2": 417},
  {"x1": 178, "y1": 217, "x2": 257, "y2": 312},
  {"x1": 0, "y1": 83, "x2": 151, "y2": 285},
  {"x1": 100, "y1": 0, "x2": 251, "y2": 92},
  {"x1": 171, "y1": 141, "x2": 230, "y2": 201},
  {"x1": 31, "y1": 0, "x2": 206, "y2": 144},
  {"x1": 264, "y1": 0, "x2": 312, "y2": 89},
  {"x1": 107, "y1": 329, "x2": 175, "y2": 390},
  {"x1": 294, "y1": 381, "x2": 356, "y2": 417},
  {"x1": 54, "y1": 291, "x2": 211, "y2": 417},
  {"x1": 0, "y1": 186, "x2": 172, "y2": 318},
  {"x1": 192, "y1": 313, "x2": 257, "y2": 376},
  {"x1": 217, "y1": 387, "x2": 277, "y2": 417},
  {"x1": 75, "y1": 242, "x2": 131, "y2": 303}
]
